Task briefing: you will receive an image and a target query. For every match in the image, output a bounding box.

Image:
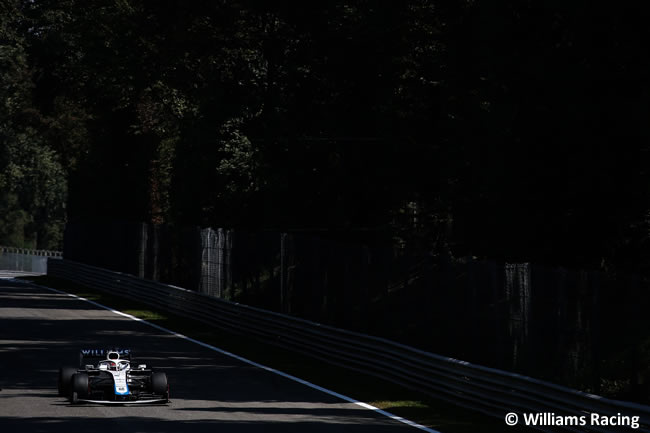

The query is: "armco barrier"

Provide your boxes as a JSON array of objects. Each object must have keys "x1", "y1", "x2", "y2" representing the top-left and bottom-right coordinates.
[{"x1": 47, "y1": 259, "x2": 650, "y2": 432}]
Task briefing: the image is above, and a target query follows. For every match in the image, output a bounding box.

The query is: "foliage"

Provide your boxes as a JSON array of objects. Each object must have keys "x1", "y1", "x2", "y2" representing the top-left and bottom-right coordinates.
[
  {"x1": 1, "y1": 0, "x2": 67, "y2": 249},
  {"x1": 2, "y1": 0, "x2": 649, "y2": 270}
]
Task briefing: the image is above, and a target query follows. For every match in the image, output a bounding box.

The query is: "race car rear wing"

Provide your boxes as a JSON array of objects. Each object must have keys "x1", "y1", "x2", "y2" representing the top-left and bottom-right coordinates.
[{"x1": 79, "y1": 348, "x2": 133, "y2": 366}]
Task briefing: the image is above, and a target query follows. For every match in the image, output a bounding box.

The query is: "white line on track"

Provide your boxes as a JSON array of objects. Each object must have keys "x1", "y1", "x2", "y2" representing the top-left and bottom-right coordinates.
[{"x1": 10, "y1": 278, "x2": 441, "y2": 433}]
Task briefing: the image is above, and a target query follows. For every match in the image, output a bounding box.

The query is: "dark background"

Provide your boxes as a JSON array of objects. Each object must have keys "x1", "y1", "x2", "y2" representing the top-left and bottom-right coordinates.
[{"x1": 2, "y1": 0, "x2": 650, "y2": 404}]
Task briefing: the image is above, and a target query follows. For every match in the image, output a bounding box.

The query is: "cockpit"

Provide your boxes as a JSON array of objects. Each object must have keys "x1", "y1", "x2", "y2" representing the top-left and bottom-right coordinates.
[
  {"x1": 98, "y1": 360, "x2": 130, "y2": 371},
  {"x1": 98, "y1": 351, "x2": 130, "y2": 371}
]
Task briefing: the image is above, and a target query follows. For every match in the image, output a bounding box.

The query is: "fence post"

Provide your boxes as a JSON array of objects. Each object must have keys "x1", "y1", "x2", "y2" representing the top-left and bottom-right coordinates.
[
  {"x1": 138, "y1": 222, "x2": 147, "y2": 279},
  {"x1": 200, "y1": 227, "x2": 219, "y2": 297},
  {"x1": 224, "y1": 229, "x2": 233, "y2": 300},
  {"x1": 216, "y1": 228, "x2": 225, "y2": 298},
  {"x1": 505, "y1": 262, "x2": 531, "y2": 370},
  {"x1": 280, "y1": 233, "x2": 288, "y2": 314}
]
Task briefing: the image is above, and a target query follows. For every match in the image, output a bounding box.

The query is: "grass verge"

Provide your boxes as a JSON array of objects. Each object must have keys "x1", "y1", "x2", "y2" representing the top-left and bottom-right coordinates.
[{"x1": 22, "y1": 275, "x2": 532, "y2": 433}]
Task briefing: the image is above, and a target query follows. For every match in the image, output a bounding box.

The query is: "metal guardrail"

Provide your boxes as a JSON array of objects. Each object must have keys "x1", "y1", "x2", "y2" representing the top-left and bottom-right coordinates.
[{"x1": 47, "y1": 259, "x2": 650, "y2": 432}]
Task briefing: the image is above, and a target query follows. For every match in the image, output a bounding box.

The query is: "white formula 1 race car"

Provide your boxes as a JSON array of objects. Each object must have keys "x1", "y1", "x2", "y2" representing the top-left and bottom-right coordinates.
[{"x1": 58, "y1": 348, "x2": 169, "y2": 404}]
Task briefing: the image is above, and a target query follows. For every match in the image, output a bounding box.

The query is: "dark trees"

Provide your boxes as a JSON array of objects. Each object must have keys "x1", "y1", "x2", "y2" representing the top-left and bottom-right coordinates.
[
  {"x1": 1, "y1": 0, "x2": 67, "y2": 249},
  {"x1": 2, "y1": 0, "x2": 648, "y2": 272}
]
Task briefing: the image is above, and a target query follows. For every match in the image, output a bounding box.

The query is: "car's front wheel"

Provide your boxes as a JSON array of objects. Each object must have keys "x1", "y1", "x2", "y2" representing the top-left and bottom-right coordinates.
[
  {"x1": 70, "y1": 373, "x2": 88, "y2": 403},
  {"x1": 151, "y1": 372, "x2": 168, "y2": 396},
  {"x1": 58, "y1": 367, "x2": 77, "y2": 397}
]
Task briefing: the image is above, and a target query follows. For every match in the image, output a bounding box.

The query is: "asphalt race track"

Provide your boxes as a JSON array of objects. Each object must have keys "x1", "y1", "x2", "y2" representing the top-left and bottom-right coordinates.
[{"x1": 0, "y1": 279, "x2": 432, "y2": 433}]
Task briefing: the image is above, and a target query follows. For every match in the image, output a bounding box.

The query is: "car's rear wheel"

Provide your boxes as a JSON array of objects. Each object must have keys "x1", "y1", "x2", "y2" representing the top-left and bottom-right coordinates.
[
  {"x1": 70, "y1": 373, "x2": 88, "y2": 403},
  {"x1": 58, "y1": 367, "x2": 77, "y2": 397},
  {"x1": 151, "y1": 372, "x2": 168, "y2": 395}
]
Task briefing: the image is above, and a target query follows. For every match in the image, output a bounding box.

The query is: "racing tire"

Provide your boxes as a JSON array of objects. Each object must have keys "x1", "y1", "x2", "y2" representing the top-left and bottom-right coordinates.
[
  {"x1": 151, "y1": 372, "x2": 168, "y2": 395},
  {"x1": 71, "y1": 373, "x2": 88, "y2": 402},
  {"x1": 58, "y1": 367, "x2": 77, "y2": 397}
]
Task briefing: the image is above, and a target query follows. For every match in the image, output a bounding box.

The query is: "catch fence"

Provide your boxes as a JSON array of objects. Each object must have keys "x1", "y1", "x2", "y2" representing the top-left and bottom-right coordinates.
[{"x1": 0, "y1": 245, "x2": 62, "y2": 274}]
